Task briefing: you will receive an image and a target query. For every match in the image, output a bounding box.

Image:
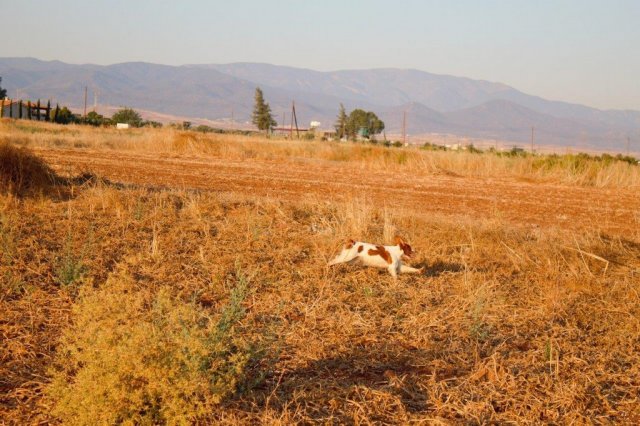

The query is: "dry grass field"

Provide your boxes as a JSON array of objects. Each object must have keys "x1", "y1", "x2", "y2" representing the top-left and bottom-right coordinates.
[{"x1": 1, "y1": 119, "x2": 639, "y2": 424}]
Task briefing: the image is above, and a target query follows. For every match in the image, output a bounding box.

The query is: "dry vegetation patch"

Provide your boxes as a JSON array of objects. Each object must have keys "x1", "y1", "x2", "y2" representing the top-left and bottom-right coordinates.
[
  {"x1": 1, "y1": 182, "x2": 639, "y2": 423},
  {"x1": 0, "y1": 141, "x2": 58, "y2": 197},
  {"x1": 3, "y1": 119, "x2": 639, "y2": 188},
  {"x1": 1, "y1": 123, "x2": 639, "y2": 423}
]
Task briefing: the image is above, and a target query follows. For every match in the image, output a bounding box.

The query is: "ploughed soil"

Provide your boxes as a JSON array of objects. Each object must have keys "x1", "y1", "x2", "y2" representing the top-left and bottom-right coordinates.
[{"x1": 36, "y1": 147, "x2": 639, "y2": 237}]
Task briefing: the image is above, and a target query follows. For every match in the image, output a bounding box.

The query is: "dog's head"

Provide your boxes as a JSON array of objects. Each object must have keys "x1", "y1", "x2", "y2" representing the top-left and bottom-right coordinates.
[{"x1": 394, "y1": 236, "x2": 413, "y2": 258}]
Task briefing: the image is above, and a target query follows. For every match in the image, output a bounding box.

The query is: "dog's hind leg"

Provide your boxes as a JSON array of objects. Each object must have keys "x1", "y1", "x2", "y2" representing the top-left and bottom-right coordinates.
[
  {"x1": 387, "y1": 263, "x2": 399, "y2": 279},
  {"x1": 327, "y1": 249, "x2": 359, "y2": 266}
]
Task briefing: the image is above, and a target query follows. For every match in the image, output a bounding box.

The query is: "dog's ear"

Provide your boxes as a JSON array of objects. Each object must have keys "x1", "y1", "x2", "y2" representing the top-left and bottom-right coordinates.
[
  {"x1": 395, "y1": 236, "x2": 413, "y2": 257},
  {"x1": 400, "y1": 242, "x2": 413, "y2": 257},
  {"x1": 345, "y1": 239, "x2": 356, "y2": 249}
]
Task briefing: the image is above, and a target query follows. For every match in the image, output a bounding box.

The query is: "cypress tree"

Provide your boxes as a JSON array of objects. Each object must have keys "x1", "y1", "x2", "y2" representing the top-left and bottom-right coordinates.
[
  {"x1": 46, "y1": 100, "x2": 51, "y2": 122},
  {"x1": 27, "y1": 101, "x2": 32, "y2": 120},
  {"x1": 18, "y1": 100, "x2": 23, "y2": 119},
  {"x1": 335, "y1": 103, "x2": 348, "y2": 139},
  {"x1": 0, "y1": 77, "x2": 6, "y2": 99},
  {"x1": 251, "y1": 87, "x2": 276, "y2": 135},
  {"x1": 36, "y1": 99, "x2": 41, "y2": 120}
]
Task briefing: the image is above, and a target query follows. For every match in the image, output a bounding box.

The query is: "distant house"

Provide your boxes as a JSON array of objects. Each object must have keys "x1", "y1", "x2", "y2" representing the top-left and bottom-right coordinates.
[
  {"x1": 322, "y1": 130, "x2": 337, "y2": 141},
  {"x1": 0, "y1": 98, "x2": 51, "y2": 121}
]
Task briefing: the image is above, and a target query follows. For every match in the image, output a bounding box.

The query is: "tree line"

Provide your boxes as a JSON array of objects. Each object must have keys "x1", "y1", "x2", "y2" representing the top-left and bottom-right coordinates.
[
  {"x1": 2, "y1": 76, "x2": 385, "y2": 137},
  {"x1": 251, "y1": 87, "x2": 385, "y2": 140}
]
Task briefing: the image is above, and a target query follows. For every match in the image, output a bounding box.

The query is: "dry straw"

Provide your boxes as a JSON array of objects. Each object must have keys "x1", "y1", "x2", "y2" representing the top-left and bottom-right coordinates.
[{"x1": 1, "y1": 120, "x2": 639, "y2": 423}]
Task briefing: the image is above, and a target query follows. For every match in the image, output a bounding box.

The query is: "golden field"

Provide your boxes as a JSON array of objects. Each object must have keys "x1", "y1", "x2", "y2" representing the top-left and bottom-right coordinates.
[{"x1": 1, "y1": 119, "x2": 639, "y2": 424}]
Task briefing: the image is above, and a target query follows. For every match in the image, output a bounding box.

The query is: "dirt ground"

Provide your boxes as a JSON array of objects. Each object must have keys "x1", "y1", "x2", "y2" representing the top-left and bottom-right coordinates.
[
  {"x1": 35, "y1": 147, "x2": 640, "y2": 237},
  {"x1": 3, "y1": 140, "x2": 640, "y2": 423}
]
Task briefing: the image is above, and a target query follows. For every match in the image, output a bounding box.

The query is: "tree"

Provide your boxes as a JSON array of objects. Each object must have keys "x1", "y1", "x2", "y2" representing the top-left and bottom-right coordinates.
[
  {"x1": 112, "y1": 107, "x2": 142, "y2": 127},
  {"x1": 0, "y1": 77, "x2": 6, "y2": 99},
  {"x1": 51, "y1": 106, "x2": 78, "y2": 124},
  {"x1": 334, "y1": 103, "x2": 348, "y2": 139},
  {"x1": 251, "y1": 87, "x2": 276, "y2": 134},
  {"x1": 53, "y1": 104, "x2": 60, "y2": 123},
  {"x1": 345, "y1": 109, "x2": 385, "y2": 140},
  {"x1": 85, "y1": 111, "x2": 105, "y2": 126}
]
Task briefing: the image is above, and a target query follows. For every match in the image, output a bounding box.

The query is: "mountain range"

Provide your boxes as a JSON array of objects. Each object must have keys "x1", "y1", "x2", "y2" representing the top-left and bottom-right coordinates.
[{"x1": 1, "y1": 57, "x2": 638, "y2": 151}]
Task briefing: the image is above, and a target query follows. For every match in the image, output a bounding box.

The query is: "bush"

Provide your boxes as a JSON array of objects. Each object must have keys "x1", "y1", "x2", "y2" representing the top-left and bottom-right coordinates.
[
  {"x1": 47, "y1": 268, "x2": 254, "y2": 424},
  {"x1": 421, "y1": 142, "x2": 447, "y2": 151},
  {"x1": 83, "y1": 111, "x2": 106, "y2": 127},
  {"x1": 467, "y1": 144, "x2": 483, "y2": 154},
  {"x1": 142, "y1": 120, "x2": 162, "y2": 128},
  {"x1": 0, "y1": 141, "x2": 58, "y2": 196},
  {"x1": 112, "y1": 107, "x2": 143, "y2": 127},
  {"x1": 51, "y1": 106, "x2": 79, "y2": 124}
]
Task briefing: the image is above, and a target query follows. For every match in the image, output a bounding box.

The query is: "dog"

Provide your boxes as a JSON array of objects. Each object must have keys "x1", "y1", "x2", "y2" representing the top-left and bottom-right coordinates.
[{"x1": 328, "y1": 236, "x2": 422, "y2": 278}]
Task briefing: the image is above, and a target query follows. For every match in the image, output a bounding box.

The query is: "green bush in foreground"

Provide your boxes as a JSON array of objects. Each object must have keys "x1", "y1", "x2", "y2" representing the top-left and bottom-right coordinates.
[{"x1": 47, "y1": 268, "x2": 252, "y2": 425}]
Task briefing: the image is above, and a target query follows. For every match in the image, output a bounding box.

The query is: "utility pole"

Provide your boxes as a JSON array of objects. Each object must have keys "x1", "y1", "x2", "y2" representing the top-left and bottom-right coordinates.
[
  {"x1": 93, "y1": 90, "x2": 98, "y2": 112},
  {"x1": 402, "y1": 110, "x2": 407, "y2": 145},
  {"x1": 291, "y1": 101, "x2": 299, "y2": 138},
  {"x1": 231, "y1": 107, "x2": 234, "y2": 130},
  {"x1": 531, "y1": 126, "x2": 535, "y2": 154},
  {"x1": 83, "y1": 86, "x2": 88, "y2": 118},
  {"x1": 627, "y1": 136, "x2": 631, "y2": 156},
  {"x1": 289, "y1": 102, "x2": 294, "y2": 139}
]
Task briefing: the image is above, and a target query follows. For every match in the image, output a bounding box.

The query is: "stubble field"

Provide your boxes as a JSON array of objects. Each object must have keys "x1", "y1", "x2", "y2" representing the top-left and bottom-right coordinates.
[{"x1": 1, "y1": 120, "x2": 639, "y2": 424}]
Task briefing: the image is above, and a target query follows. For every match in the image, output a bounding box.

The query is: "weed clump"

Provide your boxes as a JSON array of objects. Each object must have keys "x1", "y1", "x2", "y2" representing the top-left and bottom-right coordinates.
[
  {"x1": 0, "y1": 141, "x2": 58, "y2": 197},
  {"x1": 47, "y1": 268, "x2": 254, "y2": 425}
]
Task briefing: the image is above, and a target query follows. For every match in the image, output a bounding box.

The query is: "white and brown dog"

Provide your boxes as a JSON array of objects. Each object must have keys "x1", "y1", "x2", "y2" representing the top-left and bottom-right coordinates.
[{"x1": 328, "y1": 236, "x2": 422, "y2": 278}]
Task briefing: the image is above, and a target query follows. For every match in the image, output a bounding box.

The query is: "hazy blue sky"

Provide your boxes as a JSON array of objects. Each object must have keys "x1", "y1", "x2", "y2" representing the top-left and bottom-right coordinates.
[{"x1": 1, "y1": 0, "x2": 638, "y2": 110}]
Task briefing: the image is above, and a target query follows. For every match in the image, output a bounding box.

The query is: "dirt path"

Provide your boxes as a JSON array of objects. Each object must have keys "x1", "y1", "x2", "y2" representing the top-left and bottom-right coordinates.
[{"x1": 36, "y1": 147, "x2": 639, "y2": 237}]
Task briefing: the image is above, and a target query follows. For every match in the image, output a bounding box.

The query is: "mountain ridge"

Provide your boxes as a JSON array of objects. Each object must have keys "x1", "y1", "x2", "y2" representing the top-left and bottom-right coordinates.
[{"x1": 1, "y1": 57, "x2": 637, "y2": 150}]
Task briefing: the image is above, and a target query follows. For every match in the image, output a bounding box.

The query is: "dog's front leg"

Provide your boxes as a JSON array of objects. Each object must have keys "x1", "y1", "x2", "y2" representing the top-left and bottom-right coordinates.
[{"x1": 399, "y1": 265, "x2": 423, "y2": 274}]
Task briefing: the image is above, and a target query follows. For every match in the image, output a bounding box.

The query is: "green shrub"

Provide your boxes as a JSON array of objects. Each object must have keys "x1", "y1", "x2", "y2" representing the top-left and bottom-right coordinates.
[
  {"x1": 47, "y1": 268, "x2": 253, "y2": 425},
  {"x1": 421, "y1": 142, "x2": 447, "y2": 151},
  {"x1": 467, "y1": 144, "x2": 483, "y2": 154},
  {"x1": 53, "y1": 231, "x2": 90, "y2": 287},
  {"x1": 112, "y1": 107, "x2": 143, "y2": 127}
]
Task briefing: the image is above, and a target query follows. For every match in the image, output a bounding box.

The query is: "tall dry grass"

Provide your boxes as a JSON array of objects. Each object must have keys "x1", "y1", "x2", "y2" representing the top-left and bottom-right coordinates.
[
  {"x1": 1, "y1": 178, "x2": 639, "y2": 423},
  {"x1": 2, "y1": 119, "x2": 639, "y2": 188},
  {"x1": 1, "y1": 120, "x2": 639, "y2": 422},
  {"x1": 0, "y1": 140, "x2": 58, "y2": 197}
]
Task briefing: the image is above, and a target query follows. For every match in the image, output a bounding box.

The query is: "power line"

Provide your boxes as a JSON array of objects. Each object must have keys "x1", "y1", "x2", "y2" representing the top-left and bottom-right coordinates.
[
  {"x1": 531, "y1": 126, "x2": 535, "y2": 154},
  {"x1": 402, "y1": 110, "x2": 406, "y2": 145}
]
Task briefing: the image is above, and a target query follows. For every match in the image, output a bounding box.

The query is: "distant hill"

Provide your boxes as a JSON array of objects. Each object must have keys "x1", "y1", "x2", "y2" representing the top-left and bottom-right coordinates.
[{"x1": 1, "y1": 58, "x2": 638, "y2": 150}]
